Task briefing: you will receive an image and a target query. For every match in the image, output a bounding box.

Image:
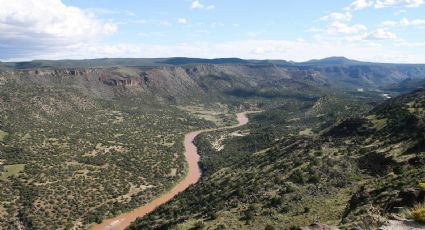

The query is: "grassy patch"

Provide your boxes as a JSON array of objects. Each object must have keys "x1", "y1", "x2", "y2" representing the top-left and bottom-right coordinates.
[
  {"x1": 0, "y1": 164, "x2": 25, "y2": 180},
  {"x1": 367, "y1": 115, "x2": 387, "y2": 130},
  {"x1": 412, "y1": 204, "x2": 425, "y2": 223},
  {"x1": 299, "y1": 128, "x2": 314, "y2": 136},
  {"x1": 177, "y1": 104, "x2": 233, "y2": 126},
  {"x1": 0, "y1": 130, "x2": 8, "y2": 141}
]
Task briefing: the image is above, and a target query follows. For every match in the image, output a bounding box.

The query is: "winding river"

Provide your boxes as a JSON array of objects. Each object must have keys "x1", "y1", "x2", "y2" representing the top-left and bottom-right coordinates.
[{"x1": 92, "y1": 112, "x2": 249, "y2": 230}]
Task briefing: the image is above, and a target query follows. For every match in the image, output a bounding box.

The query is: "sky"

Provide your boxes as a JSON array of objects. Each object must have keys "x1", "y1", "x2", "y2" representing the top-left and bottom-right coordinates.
[{"x1": 0, "y1": 0, "x2": 425, "y2": 63}]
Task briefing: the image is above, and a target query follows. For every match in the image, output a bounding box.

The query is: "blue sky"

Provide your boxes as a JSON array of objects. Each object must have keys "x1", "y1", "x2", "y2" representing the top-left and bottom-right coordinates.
[{"x1": 1, "y1": 0, "x2": 425, "y2": 62}]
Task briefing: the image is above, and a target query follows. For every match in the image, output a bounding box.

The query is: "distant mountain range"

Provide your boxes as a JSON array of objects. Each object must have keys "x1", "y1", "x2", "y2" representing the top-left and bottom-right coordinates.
[{"x1": 1, "y1": 56, "x2": 424, "y2": 69}]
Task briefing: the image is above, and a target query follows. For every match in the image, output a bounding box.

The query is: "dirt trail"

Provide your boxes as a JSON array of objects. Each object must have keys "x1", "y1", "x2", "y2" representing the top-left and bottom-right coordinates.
[{"x1": 92, "y1": 112, "x2": 250, "y2": 230}]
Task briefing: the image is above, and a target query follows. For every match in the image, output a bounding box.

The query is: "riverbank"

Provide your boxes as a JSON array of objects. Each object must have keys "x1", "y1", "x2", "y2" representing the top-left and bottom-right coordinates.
[{"x1": 92, "y1": 112, "x2": 250, "y2": 230}]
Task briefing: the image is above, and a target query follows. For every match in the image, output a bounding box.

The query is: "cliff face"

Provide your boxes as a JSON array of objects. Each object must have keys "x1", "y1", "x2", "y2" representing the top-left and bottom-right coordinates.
[
  {"x1": 0, "y1": 64, "x2": 327, "y2": 102},
  {"x1": 1, "y1": 62, "x2": 425, "y2": 103}
]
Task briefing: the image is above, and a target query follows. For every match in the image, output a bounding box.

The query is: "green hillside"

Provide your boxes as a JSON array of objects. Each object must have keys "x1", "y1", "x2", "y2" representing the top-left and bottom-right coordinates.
[
  {"x1": 0, "y1": 60, "x2": 424, "y2": 229},
  {"x1": 128, "y1": 90, "x2": 425, "y2": 230}
]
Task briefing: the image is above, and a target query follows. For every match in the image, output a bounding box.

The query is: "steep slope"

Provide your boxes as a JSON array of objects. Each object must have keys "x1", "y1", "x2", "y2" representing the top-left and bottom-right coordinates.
[
  {"x1": 297, "y1": 64, "x2": 425, "y2": 88},
  {"x1": 384, "y1": 78, "x2": 425, "y2": 93},
  {"x1": 0, "y1": 64, "x2": 329, "y2": 104},
  {"x1": 2, "y1": 57, "x2": 425, "y2": 90},
  {"x1": 128, "y1": 90, "x2": 425, "y2": 230}
]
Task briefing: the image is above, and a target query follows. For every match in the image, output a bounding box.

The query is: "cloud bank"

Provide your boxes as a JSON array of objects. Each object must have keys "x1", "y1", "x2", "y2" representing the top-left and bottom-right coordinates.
[{"x1": 0, "y1": 0, "x2": 116, "y2": 58}]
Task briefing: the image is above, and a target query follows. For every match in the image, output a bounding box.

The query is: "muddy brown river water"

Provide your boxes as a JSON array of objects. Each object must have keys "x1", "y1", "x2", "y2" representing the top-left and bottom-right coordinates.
[{"x1": 92, "y1": 112, "x2": 249, "y2": 230}]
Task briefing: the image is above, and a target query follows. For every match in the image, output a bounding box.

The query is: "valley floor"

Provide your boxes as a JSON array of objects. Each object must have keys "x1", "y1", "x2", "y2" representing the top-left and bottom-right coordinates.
[{"x1": 92, "y1": 112, "x2": 250, "y2": 230}]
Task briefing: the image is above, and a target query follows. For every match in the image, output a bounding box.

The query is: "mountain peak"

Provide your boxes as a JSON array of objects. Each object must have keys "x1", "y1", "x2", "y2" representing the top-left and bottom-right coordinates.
[{"x1": 303, "y1": 56, "x2": 362, "y2": 65}]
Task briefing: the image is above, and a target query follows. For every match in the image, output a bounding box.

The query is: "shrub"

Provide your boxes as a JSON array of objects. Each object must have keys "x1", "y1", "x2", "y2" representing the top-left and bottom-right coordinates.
[
  {"x1": 269, "y1": 196, "x2": 283, "y2": 208},
  {"x1": 280, "y1": 206, "x2": 289, "y2": 213},
  {"x1": 393, "y1": 165, "x2": 404, "y2": 175},
  {"x1": 208, "y1": 211, "x2": 218, "y2": 220},
  {"x1": 289, "y1": 169, "x2": 305, "y2": 184},
  {"x1": 411, "y1": 204, "x2": 425, "y2": 223},
  {"x1": 418, "y1": 182, "x2": 425, "y2": 190},
  {"x1": 193, "y1": 221, "x2": 206, "y2": 229},
  {"x1": 308, "y1": 174, "x2": 320, "y2": 184},
  {"x1": 265, "y1": 224, "x2": 276, "y2": 230}
]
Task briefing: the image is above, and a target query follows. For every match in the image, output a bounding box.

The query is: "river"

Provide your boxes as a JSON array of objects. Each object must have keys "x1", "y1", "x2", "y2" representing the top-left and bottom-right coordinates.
[{"x1": 92, "y1": 112, "x2": 249, "y2": 230}]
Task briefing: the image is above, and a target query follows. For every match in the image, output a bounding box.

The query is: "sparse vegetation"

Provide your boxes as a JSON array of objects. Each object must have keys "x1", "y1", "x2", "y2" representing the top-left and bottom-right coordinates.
[
  {"x1": 129, "y1": 90, "x2": 425, "y2": 229},
  {"x1": 1, "y1": 59, "x2": 425, "y2": 230},
  {"x1": 411, "y1": 204, "x2": 425, "y2": 223},
  {"x1": 0, "y1": 78, "x2": 216, "y2": 229}
]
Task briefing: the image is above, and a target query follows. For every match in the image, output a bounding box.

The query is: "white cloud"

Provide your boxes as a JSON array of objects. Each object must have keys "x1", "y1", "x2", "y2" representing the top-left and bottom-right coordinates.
[
  {"x1": 381, "y1": 18, "x2": 425, "y2": 26},
  {"x1": 375, "y1": 0, "x2": 424, "y2": 8},
  {"x1": 366, "y1": 28, "x2": 398, "y2": 40},
  {"x1": 344, "y1": 28, "x2": 398, "y2": 41},
  {"x1": 345, "y1": 0, "x2": 374, "y2": 10},
  {"x1": 381, "y1": 20, "x2": 399, "y2": 26},
  {"x1": 327, "y1": 22, "x2": 367, "y2": 34},
  {"x1": 177, "y1": 18, "x2": 188, "y2": 24},
  {"x1": 320, "y1": 12, "x2": 352, "y2": 21},
  {"x1": 346, "y1": 0, "x2": 424, "y2": 10},
  {"x1": 191, "y1": 0, "x2": 215, "y2": 10},
  {"x1": 0, "y1": 0, "x2": 116, "y2": 57},
  {"x1": 406, "y1": 19, "x2": 425, "y2": 25},
  {"x1": 0, "y1": 0, "x2": 116, "y2": 40}
]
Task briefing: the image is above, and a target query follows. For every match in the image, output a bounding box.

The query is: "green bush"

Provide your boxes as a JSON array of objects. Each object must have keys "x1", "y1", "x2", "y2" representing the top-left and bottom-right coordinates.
[
  {"x1": 393, "y1": 165, "x2": 404, "y2": 175},
  {"x1": 265, "y1": 224, "x2": 276, "y2": 230}
]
